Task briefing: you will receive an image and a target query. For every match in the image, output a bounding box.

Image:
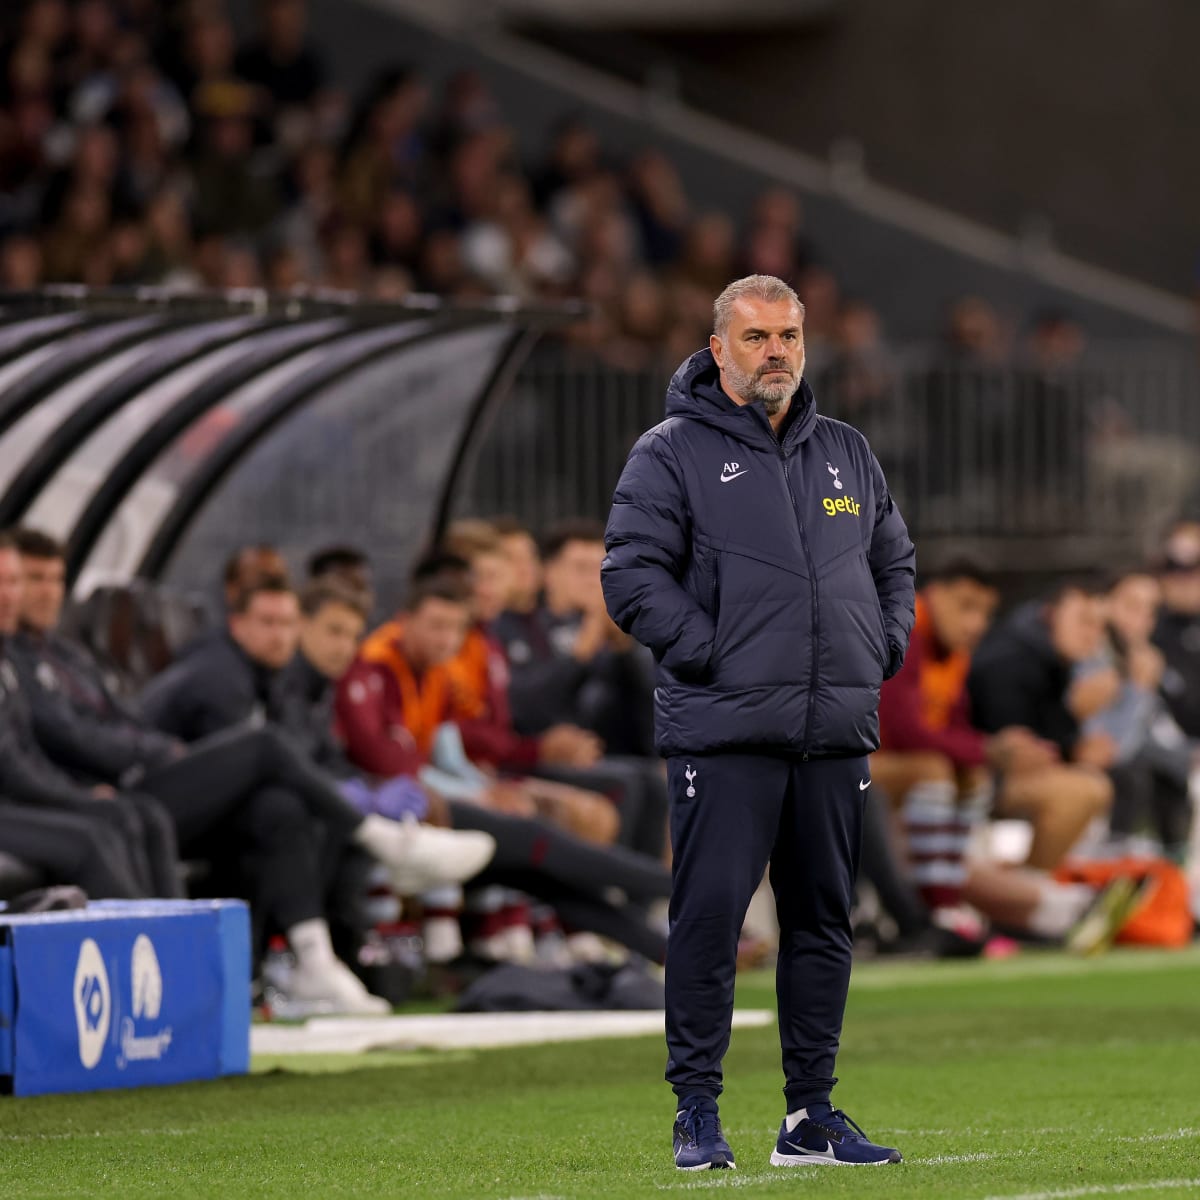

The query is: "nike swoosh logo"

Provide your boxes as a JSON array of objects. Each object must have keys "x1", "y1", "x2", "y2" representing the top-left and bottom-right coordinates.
[
  {"x1": 859, "y1": 779, "x2": 871, "y2": 791},
  {"x1": 719, "y1": 470, "x2": 748, "y2": 483},
  {"x1": 784, "y1": 1139, "x2": 836, "y2": 1159}
]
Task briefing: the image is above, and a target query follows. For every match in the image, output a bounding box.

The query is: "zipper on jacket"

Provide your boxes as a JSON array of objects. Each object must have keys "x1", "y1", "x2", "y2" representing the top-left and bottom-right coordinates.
[{"x1": 781, "y1": 449, "x2": 819, "y2": 760}]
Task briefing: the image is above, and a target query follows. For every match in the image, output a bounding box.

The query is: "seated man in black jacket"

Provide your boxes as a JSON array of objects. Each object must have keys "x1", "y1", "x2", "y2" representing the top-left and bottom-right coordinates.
[
  {"x1": 492, "y1": 519, "x2": 656, "y2": 759},
  {"x1": 0, "y1": 533, "x2": 181, "y2": 900},
  {"x1": 14, "y1": 530, "x2": 492, "y2": 1013},
  {"x1": 1154, "y1": 522, "x2": 1200, "y2": 741},
  {"x1": 452, "y1": 521, "x2": 667, "y2": 860},
  {"x1": 967, "y1": 579, "x2": 1114, "y2": 867}
]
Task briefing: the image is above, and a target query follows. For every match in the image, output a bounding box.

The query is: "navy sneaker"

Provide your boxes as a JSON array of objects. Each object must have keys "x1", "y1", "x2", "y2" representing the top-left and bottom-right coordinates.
[
  {"x1": 673, "y1": 1102, "x2": 736, "y2": 1170},
  {"x1": 770, "y1": 1106, "x2": 902, "y2": 1167}
]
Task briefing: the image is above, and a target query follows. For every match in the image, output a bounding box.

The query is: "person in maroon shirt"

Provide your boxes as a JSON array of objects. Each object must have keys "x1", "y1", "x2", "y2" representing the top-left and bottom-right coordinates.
[{"x1": 875, "y1": 560, "x2": 1110, "y2": 925}]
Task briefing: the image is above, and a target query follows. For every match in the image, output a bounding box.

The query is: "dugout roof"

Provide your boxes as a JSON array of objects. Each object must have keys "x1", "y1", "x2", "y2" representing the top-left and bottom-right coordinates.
[{"x1": 0, "y1": 287, "x2": 581, "y2": 606}]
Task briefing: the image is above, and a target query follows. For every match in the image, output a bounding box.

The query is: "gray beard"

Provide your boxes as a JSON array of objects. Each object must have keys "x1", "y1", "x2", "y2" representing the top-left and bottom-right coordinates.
[{"x1": 724, "y1": 359, "x2": 800, "y2": 414}]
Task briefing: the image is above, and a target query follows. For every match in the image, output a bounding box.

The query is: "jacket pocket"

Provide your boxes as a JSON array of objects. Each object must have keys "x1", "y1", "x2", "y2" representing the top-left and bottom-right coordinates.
[
  {"x1": 868, "y1": 588, "x2": 889, "y2": 668},
  {"x1": 859, "y1": 552, "x2": 889, "y2": 668}
]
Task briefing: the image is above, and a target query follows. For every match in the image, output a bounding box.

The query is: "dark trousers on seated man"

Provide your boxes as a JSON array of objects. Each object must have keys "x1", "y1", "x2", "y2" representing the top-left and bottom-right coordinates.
[
  {"x1": 0, "y1": 804, "x2": 148, "y2": 899},
  {"x1": 133, "y1": 725, "x2": 373, "y2": 952}
]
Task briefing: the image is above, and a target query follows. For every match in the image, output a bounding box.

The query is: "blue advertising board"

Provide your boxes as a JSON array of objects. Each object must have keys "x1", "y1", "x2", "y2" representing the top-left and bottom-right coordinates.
[{"x1": 0, "y1": 899, "x2": 250, "y2": 1097}]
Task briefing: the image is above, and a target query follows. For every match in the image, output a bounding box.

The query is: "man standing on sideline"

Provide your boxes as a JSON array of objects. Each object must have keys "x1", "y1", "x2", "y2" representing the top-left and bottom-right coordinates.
[{"x1": 603, "y1": 275, "x2": 915, "y2": 1170}]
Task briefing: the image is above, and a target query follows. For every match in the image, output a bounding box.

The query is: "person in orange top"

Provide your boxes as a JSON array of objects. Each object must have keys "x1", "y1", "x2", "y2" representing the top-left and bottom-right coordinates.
[
  {"x1": 337, "y1": 568, "x2": 468, "y2": 777},
  {"x1": 878, "y1": 574, "x2": 995, "y2": 772},
  {"x1": 876, "y1": 559, "x2": 1055, "y2": 911},
  {"x1": 337, "y1": 554, "x2": 619, "y2": 845}
]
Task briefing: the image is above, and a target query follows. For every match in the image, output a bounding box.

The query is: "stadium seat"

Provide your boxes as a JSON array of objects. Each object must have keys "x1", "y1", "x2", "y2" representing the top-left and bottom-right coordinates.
[{"x1": 64, "y1": 581, "x2": 212, "y2": 694}]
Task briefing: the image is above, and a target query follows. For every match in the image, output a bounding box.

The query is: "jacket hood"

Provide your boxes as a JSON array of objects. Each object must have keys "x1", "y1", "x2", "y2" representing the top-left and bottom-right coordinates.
[{"x1": 664, "y1": 348, "x2": 817, "y2": 450}]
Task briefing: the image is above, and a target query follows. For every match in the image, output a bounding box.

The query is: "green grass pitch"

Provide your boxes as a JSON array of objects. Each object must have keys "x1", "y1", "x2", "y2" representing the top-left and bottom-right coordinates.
[{"x1": 3, "y1": 948, "x2": 1199, "y2": 1199}]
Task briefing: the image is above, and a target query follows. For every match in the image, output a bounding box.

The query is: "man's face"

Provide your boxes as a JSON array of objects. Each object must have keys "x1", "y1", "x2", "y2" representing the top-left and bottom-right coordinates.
[
  {"x1": 0, "y1": 549, "x2": 23, "y2": 635},
  {"x1": 230, "y1": 591, "x2": 300, "y2": 670},
  {"x1": 470, "y1": 550, "x2": 513, "y2": 624},
  {"x1": 1107, "y1": 574, "x2": 1161, "y2": 645},
  {"x1": 1159, "y1": 525, "x2": 1200, "y2": 614},
  {"x1": 710, "y1": 296, "x2": 805, "y2": 416},
  {"x1": 924, "y1": 578, "x2": 999, "y2": 655},
  {"x1": 20, "y1": 553, "x2": 65, "y2": 633},
  {"x1": 1049, "y1": 590, "x2": 1108, "y2": 662},
  {"x1": 300, "y1": 601, "x2": 365, "y2": 681},
  {"x1": 543, "y1": 539, "x2": 605, "y2": 613},
  {"x1": 404, "y1": 596, "x2": 470, "y2": 668},
  {"x1": 500, "y1": 531, "x2": 541, "y2": 609}
]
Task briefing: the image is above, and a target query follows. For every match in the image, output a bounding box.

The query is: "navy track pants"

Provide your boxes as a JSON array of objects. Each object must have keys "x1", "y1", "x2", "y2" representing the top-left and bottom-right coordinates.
[{"x1": 664, "y1": 752, "x2": 868, "y2": 1112}]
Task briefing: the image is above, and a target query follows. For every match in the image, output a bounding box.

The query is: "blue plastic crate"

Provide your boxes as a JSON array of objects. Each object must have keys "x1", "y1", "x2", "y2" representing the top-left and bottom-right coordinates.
[{"x1": 0, "y1": 899, "x2": 250, "y2": 1097}]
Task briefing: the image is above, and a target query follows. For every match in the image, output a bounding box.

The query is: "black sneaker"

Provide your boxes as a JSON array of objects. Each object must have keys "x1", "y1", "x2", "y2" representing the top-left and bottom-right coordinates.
[{"x1": 673, "y1": 1102, "x2": 735, "y2": 1170}]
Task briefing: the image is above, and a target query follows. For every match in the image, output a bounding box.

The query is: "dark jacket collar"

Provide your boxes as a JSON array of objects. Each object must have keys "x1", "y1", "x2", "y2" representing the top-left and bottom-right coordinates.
[
  {"x1": 1005, "y1": 602, "x2": 1070, "y2": 669},
  {"x1": 224, "y1": 632, "x2": 277, "y2": 700},
  {"x1": 664, "y1": 348, "x2": 818, "y2": 452},
  {"x1": 290, "y1": 650, "x2": 333, "y2": 705}
]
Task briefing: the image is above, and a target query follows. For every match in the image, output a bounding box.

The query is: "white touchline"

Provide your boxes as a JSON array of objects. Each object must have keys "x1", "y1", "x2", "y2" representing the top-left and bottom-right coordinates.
[
  {"x1": 982, "y1": 1178, "x2": 1200, "y2": 1200},
  {"x1": 656, "y1": 1175, "x2": 795, "y2": 1191},
  {"x1": 912, "y1": 1151, "x2": 1013, "y2": 1165},
  {"x1": 889, "y1": 1127, "x2": 1068, "y2": 1136},
  {"x1": 1113, "y1": 1129, "x2": 1200, "y2": 1144},
  {"x1": 0, "y1": 1127, "x2": 196, "y2": 1141},
  {"x1": 850, "y1": 944, "x2": 1200, "y2": 991}
]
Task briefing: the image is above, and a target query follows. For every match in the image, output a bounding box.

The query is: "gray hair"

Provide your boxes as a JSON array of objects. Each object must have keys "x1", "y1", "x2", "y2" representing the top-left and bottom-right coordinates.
[{"x1": 712, "y1": 275, "x2": 805, "y2": 338}]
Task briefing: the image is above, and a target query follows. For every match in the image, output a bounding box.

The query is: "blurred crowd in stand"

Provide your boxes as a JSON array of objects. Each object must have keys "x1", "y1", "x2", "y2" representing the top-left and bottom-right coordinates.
[{"x1": 0, "y1": 0, "x2": 1155, "y2": 383}]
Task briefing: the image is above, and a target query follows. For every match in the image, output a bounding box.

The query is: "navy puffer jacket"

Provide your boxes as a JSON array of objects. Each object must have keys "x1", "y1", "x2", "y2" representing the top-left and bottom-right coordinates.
[{"x1": 602, "y1": 349, "x2": 915, "y2": 758}]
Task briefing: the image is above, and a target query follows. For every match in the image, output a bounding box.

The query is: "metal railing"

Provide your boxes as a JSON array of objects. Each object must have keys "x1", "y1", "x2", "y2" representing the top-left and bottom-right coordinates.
[{"x1": 455, "y1": 343, "x2": 1200, "y2": 571}]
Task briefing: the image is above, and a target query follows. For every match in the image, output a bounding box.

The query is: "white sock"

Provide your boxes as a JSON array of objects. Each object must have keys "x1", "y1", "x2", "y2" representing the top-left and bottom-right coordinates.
[
  {"x1": 421, "y1": 885, "x2": 463, "y2": 909},
  {"x1": 785, "y1": 1109, "x2": 810, "y2": 1132},
  {"x1": 903, "y1": 781, "x2": 967, "y2": 898},
  {"x1": 1028, "y1": 882, "x2": 1094, "y2": 938},
  {"x1": 287, "y1": 918, "x2": 337, "y2": 970}
]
